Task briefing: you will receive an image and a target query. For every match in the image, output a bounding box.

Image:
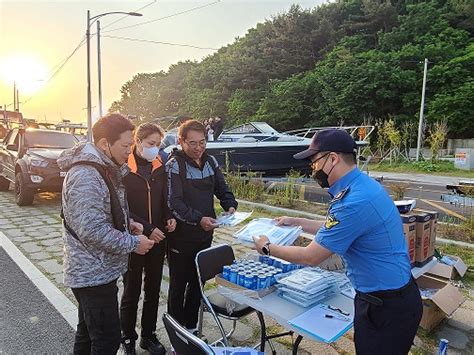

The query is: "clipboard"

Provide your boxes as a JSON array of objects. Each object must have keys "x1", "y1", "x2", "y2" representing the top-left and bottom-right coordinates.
[{"x1": 288, "y1": 303, "x2": 353, "y2": 343}]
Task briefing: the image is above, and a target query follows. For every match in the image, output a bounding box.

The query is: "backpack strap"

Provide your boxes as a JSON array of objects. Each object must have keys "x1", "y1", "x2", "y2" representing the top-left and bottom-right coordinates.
[
  {"x1": 61, "y1": 161, "x2": 126, "y2": 242},
  {"x1": 171, "y1": 152, "x2": 219, "y2": 185}
]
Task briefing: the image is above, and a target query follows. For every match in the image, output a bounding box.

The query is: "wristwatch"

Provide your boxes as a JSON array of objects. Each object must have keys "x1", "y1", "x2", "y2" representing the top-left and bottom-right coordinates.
[{"x1": 262, "y1": 241, "x2": 271, "y2": 256}]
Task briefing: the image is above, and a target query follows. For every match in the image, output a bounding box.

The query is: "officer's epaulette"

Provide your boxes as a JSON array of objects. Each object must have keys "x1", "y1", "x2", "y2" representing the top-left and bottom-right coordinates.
[{"x1": 330, "y1": 187, "x2": 350, "y2": 204}]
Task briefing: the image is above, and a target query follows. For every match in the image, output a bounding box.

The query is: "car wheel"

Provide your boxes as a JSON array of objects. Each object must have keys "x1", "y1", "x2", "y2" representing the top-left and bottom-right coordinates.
[
  {"x1": 15, "y1": 172, "x2": 35, "y2": 206},
  {"x1": 0, "y1": 176, "x2": 10, "y2": 191}
]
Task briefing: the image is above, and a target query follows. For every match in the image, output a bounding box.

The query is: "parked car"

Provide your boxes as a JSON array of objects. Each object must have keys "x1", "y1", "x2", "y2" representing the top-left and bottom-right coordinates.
[{"x1": 0, "y1": 128, "x2": 77, "y2": 205}]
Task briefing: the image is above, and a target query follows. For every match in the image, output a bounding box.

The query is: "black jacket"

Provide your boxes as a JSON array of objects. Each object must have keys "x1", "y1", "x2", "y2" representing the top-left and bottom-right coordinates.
[
  {"x1": 123, "y1": 148, "x2": 172, "y2": 237},
  {"x1": 166, "y1": 149, "x2": 237, "y2": 243}
]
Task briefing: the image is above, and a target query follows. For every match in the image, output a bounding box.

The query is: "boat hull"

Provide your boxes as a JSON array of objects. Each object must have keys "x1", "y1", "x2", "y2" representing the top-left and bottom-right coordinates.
[{"x1": 206, "y1": 142, "x2": 311, "y2": 176}]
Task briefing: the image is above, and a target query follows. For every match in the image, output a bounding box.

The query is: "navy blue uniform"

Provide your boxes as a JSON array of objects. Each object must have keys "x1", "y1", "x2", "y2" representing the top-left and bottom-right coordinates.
[{"x1": 315, "y1": 168, "x2": 422, "y2": 354}]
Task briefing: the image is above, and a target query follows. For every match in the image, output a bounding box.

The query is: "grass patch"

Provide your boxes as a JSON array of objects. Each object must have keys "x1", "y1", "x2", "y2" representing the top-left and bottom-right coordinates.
[
  {"x1": 413, "y1": 328, "x2": 439, "y2": 354},
  {"x1": 438, "y1": 219, "x2": 474, "y2": 243},
  {"x1": 369, "y1": 161, "x2": 474, "y2": 178}
]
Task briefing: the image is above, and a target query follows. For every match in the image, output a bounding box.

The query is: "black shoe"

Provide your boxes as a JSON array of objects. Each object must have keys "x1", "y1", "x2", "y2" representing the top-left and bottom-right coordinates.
[
  {"x1": 122, "y1": 339, "x2": 136, "y2": 355},
  {"x1": 140, "y1": 335, "x2": 165, "y2": 355}
]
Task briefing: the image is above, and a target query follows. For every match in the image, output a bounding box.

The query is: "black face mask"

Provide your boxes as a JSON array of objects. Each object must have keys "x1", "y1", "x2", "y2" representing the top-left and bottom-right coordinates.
[{"x1": 311, "y1": 154, "x2": 335, "y2": 188}]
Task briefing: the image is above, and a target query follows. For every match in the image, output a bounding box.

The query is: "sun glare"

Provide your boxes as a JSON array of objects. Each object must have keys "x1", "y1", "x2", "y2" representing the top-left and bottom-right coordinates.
[{"x1": 0, "y1": 55, "x2": 48, "y2": 95}]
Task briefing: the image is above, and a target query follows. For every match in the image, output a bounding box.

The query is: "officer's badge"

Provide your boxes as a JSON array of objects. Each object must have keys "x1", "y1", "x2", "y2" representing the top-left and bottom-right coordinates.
[
  {"x1": 325, "y1": 213, "x2": 340, "y2": 229},
  {"x1": 331, "y1": 187, "x2": 350, "y2": 204}
]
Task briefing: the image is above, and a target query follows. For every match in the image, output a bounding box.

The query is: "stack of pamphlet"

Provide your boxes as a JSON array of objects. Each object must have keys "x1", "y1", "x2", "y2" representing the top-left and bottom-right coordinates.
[
  {"x1": 275, "y1": 268, "x2": 338, "y2": 308},
  {"x1": 332, "y1": 272, "x2": 356, "y2": 299},
  {"x1": 234, "y1": 218, "x2": 302, "y2": 246}
]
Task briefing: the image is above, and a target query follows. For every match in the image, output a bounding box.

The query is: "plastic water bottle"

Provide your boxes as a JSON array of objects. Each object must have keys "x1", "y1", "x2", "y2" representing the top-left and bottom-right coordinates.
[{"x1": 438, "y1": 338, "x2": 449, "y2": 355}]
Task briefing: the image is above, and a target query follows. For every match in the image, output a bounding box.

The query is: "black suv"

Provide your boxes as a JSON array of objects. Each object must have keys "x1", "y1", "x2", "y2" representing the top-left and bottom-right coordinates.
[{"x1": 0, "y1": 128, "x2": 77, "y2": 205}]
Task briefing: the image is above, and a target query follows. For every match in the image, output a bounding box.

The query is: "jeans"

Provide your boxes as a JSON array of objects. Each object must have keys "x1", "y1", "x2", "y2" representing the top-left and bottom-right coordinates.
[{"x1": 71, "y1": 279, "x2": 121, "y2": 355}]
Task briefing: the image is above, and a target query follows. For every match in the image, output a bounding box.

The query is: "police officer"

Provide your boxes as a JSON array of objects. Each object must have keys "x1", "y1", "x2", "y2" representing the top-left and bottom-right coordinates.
[{"x1": 253, "y1": 129, "x2": 422, "y2": 355}]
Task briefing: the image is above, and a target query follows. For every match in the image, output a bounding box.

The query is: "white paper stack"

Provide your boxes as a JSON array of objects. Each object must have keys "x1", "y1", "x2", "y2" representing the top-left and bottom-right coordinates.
[
  {"x1": 234, "y1": 218, "x2": 302, "y2": 246},
  {"x1": 275, "y1": 268, "x2": 338, "y2": 308},
  {"x1": 216, "y1": 211, "x2": 253, "y2": 227}
]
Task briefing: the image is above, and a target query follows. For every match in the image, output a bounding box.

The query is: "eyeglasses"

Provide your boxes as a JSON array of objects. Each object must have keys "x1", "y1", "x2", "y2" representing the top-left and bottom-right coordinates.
[
  {"x1": 310, "y1": 153, "x2": 330, "y2": 170},
  {"x1": 327, "y1": 304, "x2": 350, "y2": 316},
  {"x1": 184, "y1": 139, "x2": 206, "y2": 149}
]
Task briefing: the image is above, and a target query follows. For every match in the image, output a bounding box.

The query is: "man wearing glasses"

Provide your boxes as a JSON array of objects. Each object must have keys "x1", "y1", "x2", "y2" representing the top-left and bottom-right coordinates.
[
  {"x1": 166, "y1": 119, "x2": 237, "y2": 334},
  {"x1": 254, "y1": 129, "x2": 422, "y2": 355}
]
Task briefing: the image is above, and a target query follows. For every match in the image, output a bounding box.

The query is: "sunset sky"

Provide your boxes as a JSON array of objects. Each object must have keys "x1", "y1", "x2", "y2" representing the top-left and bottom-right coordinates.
[{"x1": 0, "y1": 0, "x2": 320, "y2": 124}]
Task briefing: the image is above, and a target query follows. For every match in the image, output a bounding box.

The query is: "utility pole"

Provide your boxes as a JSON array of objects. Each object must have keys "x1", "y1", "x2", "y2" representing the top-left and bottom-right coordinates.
[
  {"x1": 97, "y1": 20, "x2": 103, "y2": 118},
  {"x1": 86, "y1": 10, "x2": 93, "y2": 142},
  {"x1": 13, "y1": 81, "x2": 16, "y2": 111},
  {"x1": 416, "y1": 58, "x2": 428, "y2": 161},
  {"x1": 86, "y1": 10, "x2": 142, "y2": 142}
]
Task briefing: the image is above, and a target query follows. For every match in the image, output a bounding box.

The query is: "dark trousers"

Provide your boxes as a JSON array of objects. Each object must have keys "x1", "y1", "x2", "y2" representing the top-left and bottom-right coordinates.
[
  {"x1": 71, "y1": 279, "x2": 121, "y2": 355},
  {"x1": 120, "y1": 242, "x2": 166, "y2": 340},
  {"x1": 167, "y1": 239, "x2": 212, "y2": 329},
  {"x1": 354, "y1": 279, "x2": 423, "y2": 355}
]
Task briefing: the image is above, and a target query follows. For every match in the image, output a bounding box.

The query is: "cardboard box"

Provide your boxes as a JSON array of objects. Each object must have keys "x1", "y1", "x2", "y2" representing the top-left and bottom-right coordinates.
[
  {"x1": 416, "y1": 275, "x2": 464, "y2": 331},
  {"x1": 401, "y1": 214, "x2": 417, "y2": 265},
  {"x1": 215, "y1": 274, "x2": 276, "y2": 299},
  {"x1": 414, "y1": 209, "x2": 439, "y2": 257},
  {"x1": 428, "y1": 255, "x2": 467, "y2": 280},
  {"x1": 412, "y1": 212, "x2": 432, "y2": 266}
]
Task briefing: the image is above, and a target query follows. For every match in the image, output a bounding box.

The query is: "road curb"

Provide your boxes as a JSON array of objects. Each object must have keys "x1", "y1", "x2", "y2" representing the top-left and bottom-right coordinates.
[
  {"x1": 0, "y1": 231, "x2": 77, "y2": 329},
  {"x1": 237, "y1": 199, "x2": 326, "y2": 219},
  {"x1": 436, "y1": 237, "x2": 474, "y2": 249}
]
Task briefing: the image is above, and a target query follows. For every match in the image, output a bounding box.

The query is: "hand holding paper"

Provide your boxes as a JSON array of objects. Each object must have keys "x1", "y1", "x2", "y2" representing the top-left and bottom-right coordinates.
[{"x1": 253, "y1": 235, "x2": 270, "y2": 254}]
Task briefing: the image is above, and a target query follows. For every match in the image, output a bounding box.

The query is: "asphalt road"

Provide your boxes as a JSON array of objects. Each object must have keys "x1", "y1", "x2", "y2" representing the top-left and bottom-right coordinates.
[
  {"x1": 264, "y1": 177, "x2": 471, "y2": 222},
  {"x1": 0, "y1": 247, "x2": 75, "y2": 354}
]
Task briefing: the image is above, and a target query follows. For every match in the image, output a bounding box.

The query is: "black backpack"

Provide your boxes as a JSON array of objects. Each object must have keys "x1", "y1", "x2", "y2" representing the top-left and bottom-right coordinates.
[{"x1": 60, "y1": 161, "x2": 126, "y2": 241}]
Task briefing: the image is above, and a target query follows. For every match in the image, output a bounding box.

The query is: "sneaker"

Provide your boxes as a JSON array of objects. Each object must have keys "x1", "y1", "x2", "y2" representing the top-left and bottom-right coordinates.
[
  {"x1": 122, "y1": 339, "x2": 136, "y2": 355},
  {"x1": 140, "y1": 334, "x2": 166, "y2": 355}
]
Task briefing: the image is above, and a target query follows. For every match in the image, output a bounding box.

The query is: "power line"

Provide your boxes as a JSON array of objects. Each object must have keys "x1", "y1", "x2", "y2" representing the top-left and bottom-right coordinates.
[
  {"x1": 22, "y1": 38, "x2": 86, "y2": 106},
  {"x1": 46, "y1": 36, "x2": 86, "y2": 75},
  {"x1": 100, "y1": 1, "x2": 158, "y2": 31},
  {"x1": 101, "y1": 0, "x2": 222, "y2": 34},
  {"x1": 102, "y1": 34, "x2": 219, "y2": 50}
]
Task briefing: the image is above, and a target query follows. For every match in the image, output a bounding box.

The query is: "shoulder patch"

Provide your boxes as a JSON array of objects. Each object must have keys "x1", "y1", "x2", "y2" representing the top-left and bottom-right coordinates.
[
  {"x1": 330, "y1": 187, "x2": 350, "y2": 204},
  {"x1": 325, "y1": 213, "x2": 340, "y2": 230}
]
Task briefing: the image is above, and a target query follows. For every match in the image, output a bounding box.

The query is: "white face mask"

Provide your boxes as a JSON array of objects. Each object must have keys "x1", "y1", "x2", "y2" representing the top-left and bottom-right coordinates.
[{"x1": 139, "y1": 141, "x2": 159, "y2": 162}]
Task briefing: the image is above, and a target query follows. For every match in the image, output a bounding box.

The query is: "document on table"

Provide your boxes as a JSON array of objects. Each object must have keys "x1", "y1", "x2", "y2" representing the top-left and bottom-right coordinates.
[
  {"x1": 234, "y1": 218, "x2": 302, "y2": 245},
  {"x1": 216, "y1": 211, "x2": 253, "y2": 227},
  {"x1": 288, "y1": 303, "x2": 353, "y2": 343}
]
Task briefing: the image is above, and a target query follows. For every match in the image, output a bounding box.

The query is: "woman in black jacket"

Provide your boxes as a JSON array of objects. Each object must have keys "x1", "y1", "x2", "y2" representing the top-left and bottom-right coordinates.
[{"x1": 120, "y1": 122, "x2": 176, "y2": 355}]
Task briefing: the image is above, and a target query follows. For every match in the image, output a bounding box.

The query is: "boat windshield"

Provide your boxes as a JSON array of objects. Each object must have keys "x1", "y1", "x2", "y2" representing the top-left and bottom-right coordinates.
[
  {"x1": 252, "y1": 122, "x2": 279, "y2": 134},
  {"x1": 224, "y1": 122, "x2": 279, "y2": 135}
]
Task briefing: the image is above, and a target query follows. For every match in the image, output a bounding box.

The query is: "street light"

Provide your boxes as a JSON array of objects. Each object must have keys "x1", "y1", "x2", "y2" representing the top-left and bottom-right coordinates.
[{"x1": 86, "y1": 10, "x2": 142, "y2": 142}]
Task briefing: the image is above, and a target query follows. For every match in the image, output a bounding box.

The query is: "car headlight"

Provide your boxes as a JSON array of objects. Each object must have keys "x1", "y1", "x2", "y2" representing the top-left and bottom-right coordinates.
[{"x1": 30, "y1": 159, "x2": 48, "y2": 168}]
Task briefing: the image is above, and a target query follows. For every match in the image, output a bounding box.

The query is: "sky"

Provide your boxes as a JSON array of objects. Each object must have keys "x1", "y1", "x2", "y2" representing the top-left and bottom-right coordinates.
[{"x1": 0, "y1": 0, "x2": 324, "y2": 123}]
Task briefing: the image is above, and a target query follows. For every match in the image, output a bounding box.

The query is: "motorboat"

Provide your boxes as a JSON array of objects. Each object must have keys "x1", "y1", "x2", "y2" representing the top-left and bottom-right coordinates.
[{"x1": 162, "y1": 121, "x2": 374, "y2": 176}]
